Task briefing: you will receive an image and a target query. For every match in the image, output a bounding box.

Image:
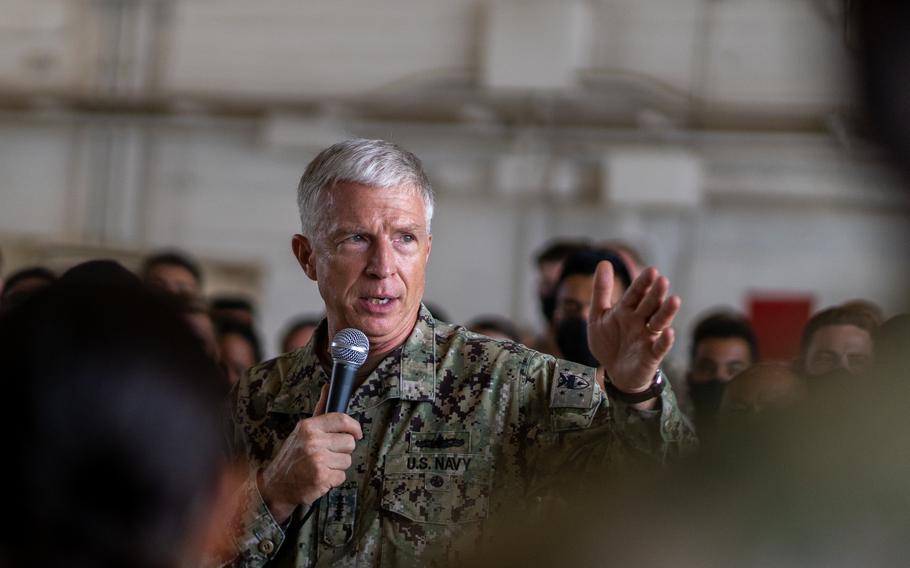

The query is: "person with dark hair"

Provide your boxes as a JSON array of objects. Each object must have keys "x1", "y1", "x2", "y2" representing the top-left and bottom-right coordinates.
[
  {"x1": 211, "y1": 295, "x2": 257, "y2": 327},
  {"x1": 798, "y1": 305, "x2": 877, "y2": 380},
  {"x1": 0, "y1": 266, "x2": 57, "y2": 312},
  {"x1": 533, "y1": 239, "x2": 591, "y2": 326},
  {"x1": 216, "y1": 318, "x2": 263, "y2": 386},
  {"x1": 0, "y1": 279, "x2": 228, "y2": 568},
  {"x1": 551, "y1": 249, "x2": 633, "y2": 366},
  {"x1": 685, "y1": 310, "x2": 759, "y2": 428},
  {"x1": 466, "y1": 315, "x2": 522, "y2": 343},
  {"x1": 141, "y1": 249, "x2": 204, "y2": 298},
  {"x1": 280, "y1": 315, "x2": 321, "y2": 353}
]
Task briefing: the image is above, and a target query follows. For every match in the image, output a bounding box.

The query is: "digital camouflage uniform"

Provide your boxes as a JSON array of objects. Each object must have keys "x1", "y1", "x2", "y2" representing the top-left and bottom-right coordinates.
[{"x1": 223, "y1": 306, "x2": 696, "y2": 567}]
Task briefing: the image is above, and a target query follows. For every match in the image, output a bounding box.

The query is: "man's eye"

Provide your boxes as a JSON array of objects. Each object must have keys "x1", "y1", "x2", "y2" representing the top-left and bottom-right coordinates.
[
  {"x1": 401, "y1": 234, "x2": 416, "y2": 243},
  {"x1": 347, "y1": 234, "x2": 366, "y2": 243}
]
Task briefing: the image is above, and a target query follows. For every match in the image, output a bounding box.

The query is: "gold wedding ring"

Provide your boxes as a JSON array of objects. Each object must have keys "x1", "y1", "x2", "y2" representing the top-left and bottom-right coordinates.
[{"x1": 645, "y1": 322, "x2": 663, "y2": 336}]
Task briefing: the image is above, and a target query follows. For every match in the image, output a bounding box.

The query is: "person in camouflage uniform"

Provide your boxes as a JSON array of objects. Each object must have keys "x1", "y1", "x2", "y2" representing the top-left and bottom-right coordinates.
[{"x1": 218, "y1": 139, "x2": 696, "y2": 567}]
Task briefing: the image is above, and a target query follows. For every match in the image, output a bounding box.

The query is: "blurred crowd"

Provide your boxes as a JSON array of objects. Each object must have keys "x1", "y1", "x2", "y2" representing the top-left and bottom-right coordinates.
[{"x1": 1, "y1": 240, "x2": 906, "y2": 433}]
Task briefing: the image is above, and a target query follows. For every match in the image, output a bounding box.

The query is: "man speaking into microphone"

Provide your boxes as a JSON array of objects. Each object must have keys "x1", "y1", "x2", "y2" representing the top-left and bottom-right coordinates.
[{"x1": 221, "y1": 139, "x2": 696, "y2": 567}]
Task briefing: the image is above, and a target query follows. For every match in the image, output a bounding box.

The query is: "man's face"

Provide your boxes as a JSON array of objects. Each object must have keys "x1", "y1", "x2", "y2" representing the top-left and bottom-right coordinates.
[
  {"x1": 293, "y1": 183, "x2": 432, "y2": 351},
  {"x1": 805, "y1": 324, "x2": 874, "y2": 376},
  {"x1": 146, "y1": 264, "x2": 199, "y2": 297},
  {"x1": 688, "y1": 337, "x2": 753, "y2": 384}
]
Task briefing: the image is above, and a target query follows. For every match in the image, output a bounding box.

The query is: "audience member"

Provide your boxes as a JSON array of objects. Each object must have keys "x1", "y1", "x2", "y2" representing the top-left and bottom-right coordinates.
[
  {"x1": 533, "y1": 239, "x2": 590, "y2": 326},
  {"x1": 279, "y1": 315, "x2": 321, "y2": 353},
  {"x1": 685, "y1": 311, "x2": 759, "y2": 428},
  {"x1": 211, "y1": 295, "x2": 256, "y2": 326},
  {"x1": 0, "y1": 279, "x2": 227, "y2": 568},
  {"x1": 467, "y1": 315, "x2": 522, "y2": 343},
  {"x1": 216, "y1": 319, "x2": 262, "y2": 386},
  {"x1": 0, "y1": 266, "x2": 57, "y2": 312},
  {"x1": 720, "y1": 363, "x2": 807, "y2": 415},
  {"x1": 141, "y1": 250, "x2": 203, "y2": 298},
  {"x1": 797, "y1": 305, "x2": 877, "y2": 380},
  {"x1": 551, "y1": 249, "x2": 632, "y2": 366}
]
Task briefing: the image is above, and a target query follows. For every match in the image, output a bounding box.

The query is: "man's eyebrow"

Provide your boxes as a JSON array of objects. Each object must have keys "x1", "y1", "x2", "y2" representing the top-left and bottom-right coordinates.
[
  {"x1": 328, "y1": 224, "x2": 364, "y2": 237},
  {"x1": 395, "y1": 223, "x2": 425, "y2": 233}
]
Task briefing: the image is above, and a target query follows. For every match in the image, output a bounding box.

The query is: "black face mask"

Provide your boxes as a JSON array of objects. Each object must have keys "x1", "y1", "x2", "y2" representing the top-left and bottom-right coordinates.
[
  {"x1": 688, "y1": 380, "x2": 727, "y2": 423},
  {"x1": 555, "y1": 317, "x2": 600, "y2": 368},
  {"x1": 805, "y1": 367, "x2": 859, "y2": 392}
]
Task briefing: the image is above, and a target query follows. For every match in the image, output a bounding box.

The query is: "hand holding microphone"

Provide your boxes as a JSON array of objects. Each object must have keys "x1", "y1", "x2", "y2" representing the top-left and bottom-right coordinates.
[{"x1": 258, "y1": 329, "x2": 369, "y2": 525}]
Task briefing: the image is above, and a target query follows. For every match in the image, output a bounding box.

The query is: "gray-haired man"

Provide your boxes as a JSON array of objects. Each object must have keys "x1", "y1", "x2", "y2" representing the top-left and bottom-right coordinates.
[{"x1": 219, "y1": 139, "x2": 696, "y2": 567}]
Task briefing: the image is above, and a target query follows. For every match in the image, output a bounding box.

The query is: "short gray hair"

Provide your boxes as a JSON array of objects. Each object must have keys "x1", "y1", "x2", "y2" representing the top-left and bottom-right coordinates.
[{"x1": 296, "y1": 138, "x2": 435, "y2": 239}]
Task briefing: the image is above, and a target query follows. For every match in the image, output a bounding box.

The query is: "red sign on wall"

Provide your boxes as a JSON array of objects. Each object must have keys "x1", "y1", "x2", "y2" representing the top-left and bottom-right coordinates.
[{"x1": 748, "y1": 294, "x2": 814, "y2": 362}]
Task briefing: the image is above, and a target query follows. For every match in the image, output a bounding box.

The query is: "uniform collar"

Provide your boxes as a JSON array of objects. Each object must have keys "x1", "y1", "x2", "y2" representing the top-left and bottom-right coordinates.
[
  {"x1": 396, "y1": 304, "x2": 437, "y2": 403},
  {"x1": 268, "y1": 305, "x2": 437, "y2": 416}
]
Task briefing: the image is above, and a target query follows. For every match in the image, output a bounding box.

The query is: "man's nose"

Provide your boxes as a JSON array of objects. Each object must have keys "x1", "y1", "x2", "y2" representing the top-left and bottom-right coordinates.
[{"x1": 366, "y1": 239, "x2": 395, "y2": 278}]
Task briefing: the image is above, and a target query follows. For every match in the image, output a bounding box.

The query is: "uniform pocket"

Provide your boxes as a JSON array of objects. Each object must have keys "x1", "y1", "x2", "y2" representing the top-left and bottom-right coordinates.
[{"x1": 379, "y1": 454, "x2": 491, "y2": 563}]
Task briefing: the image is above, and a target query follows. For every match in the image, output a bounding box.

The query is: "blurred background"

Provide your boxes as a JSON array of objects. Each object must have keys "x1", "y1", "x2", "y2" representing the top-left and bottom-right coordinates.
[{"x1": 1, "y1": 0, "x2": 906, "y2": 361}]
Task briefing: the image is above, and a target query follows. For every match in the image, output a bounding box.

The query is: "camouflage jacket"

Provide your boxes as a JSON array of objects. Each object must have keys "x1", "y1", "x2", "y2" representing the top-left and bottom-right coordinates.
[{"x1": 223, "y1": 306, "x2": 695, "y2": 567}]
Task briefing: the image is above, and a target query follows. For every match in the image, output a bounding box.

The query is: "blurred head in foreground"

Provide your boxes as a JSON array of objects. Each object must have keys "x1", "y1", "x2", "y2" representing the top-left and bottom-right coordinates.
[
  {"x1": 469, "y1": 378, "x2": 910, "y2": 568},
  {"x1": 0, "y1": 280, "x2": 227, "y2": 568},
  {"x1": 720, "y1": 363, "x2": 807, "y2": 415}
]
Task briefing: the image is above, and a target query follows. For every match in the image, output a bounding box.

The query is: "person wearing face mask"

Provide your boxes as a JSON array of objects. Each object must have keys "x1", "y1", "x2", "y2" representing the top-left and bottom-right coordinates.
[
  {"x1": 530, "y1": 240, "x2": 591, "y2": 356},
  {"x1": 684, "y1": 312, "x2": 759, "y2": 431},
  {"x1": 797, "y1": 305, "x2": 878, "y2": 384},
  {"x1": 551, "y1": 249, "x2": 633, "y2": 369}
]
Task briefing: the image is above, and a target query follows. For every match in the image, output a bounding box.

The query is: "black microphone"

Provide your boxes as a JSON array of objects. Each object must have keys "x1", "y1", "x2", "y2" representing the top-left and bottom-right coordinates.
[
  {"x1": 293, "y1": 328, "x2": 370, "y2": 531},
  {"x1": 326, "y1": 328, "x2": 369, "y2": 413}
]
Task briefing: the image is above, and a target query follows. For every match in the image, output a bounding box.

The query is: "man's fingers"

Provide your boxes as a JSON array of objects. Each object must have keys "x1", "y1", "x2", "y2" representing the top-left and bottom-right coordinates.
[
  {"x1": 620, "y1": 267, "x2": 659, "y2": 311},
  {"x1": 646, "y1": 295, "x2": 681, "y2": 334},
  {"x1": 314, "y1": 384, "x2": 329, "y2": 416},
  {"x1": 652, "y1": 327, "x2": 675, "y2": 359},
  {"x1": 314, "y1": 412, "x2": 364, "y2": 440},
  {"x1": 591, "y1": 261, "x2": 615, "y2": 316},
  {"x1": 634, "y1": 275, "x2": 669, "y2": 319},
  {"x1": 323, "y1": 450, "x2": 353, "y2": 471},
  {"x1": 325, "y1": 432, "x2": 358, "y2": 453}
]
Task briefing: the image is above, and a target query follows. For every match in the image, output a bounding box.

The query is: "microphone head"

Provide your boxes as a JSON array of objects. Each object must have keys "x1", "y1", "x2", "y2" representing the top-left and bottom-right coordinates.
[{"x1": 330, "y1": 328, "x2": 369, "y2": 367}]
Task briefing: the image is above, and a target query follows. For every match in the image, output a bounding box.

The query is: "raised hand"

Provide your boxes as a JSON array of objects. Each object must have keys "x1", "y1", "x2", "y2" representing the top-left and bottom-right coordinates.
[
  {"x1": 257, "y1": 385, "x2": 363, "y2": 524},
  {"x1": 587, "y1": 263, "x2": 681, "y2": 395}
]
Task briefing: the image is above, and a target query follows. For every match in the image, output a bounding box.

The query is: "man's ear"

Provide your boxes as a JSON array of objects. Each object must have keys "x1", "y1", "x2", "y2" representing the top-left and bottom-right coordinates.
[{"x1": 291, "y1": 234, "x2": 318, "y2": 281}]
